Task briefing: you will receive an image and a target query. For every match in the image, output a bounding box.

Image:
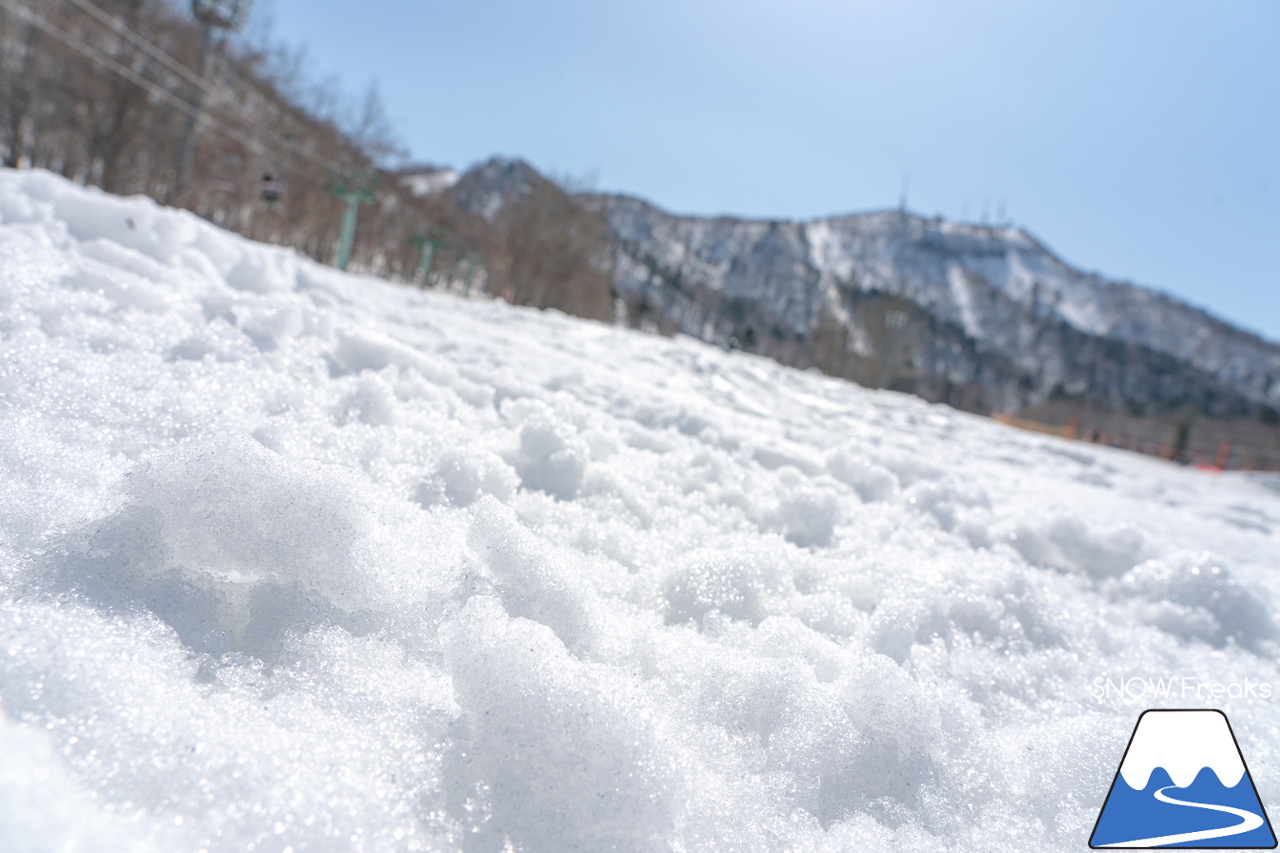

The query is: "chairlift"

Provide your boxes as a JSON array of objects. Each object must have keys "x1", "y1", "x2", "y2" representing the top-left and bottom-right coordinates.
[
  {"x1": 260, "y1": 173, "x2": 283, "y2": 204},
  {"x1": 192, "y1": 0, "x2": 252, "y2": 30}
]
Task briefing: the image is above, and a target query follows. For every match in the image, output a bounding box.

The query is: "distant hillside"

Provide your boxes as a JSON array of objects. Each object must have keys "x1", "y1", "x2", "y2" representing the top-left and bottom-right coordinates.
[
  {"x1": 432, "y1": 157, "x2": 1280, "y2": 466},
  {"x1": 597, "y1": 193, "x2": 1280, "y2": 420},
  {"x1": 8, "y1": 0, "x2": 1272, "y2": 437},
  {"x1": 442, "y1": 158, "x2": 1279, "y2": 421}
]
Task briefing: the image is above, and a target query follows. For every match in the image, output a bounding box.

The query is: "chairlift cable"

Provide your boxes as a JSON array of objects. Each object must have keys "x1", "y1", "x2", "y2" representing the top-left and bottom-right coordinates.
[
  {"x1": 2, "y1": 0, "x2": 355, "y2": 176},
  {"x1": 60, "y1": 0, "x2": 348, "y2": 174},
  {"x1": 62, "y1": 0, "x2": 227, "y2": 105},
  {"x1": 71, "y1": 0, "x2": 351, "y2": 175},
  {"x1": 0, "y1": 0, "x2": 265, "y2": 155},
  {"x1": 4, "y1": 0, "x2": 395, "y2": 270}
]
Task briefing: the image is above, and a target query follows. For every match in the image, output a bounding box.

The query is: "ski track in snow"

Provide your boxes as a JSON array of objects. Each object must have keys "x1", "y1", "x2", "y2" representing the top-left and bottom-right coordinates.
[
  {"x1": 1104, "y1": 786, "x2": 1264, "y2": 848},
  {"x1": 1, "y1": 168, "x2": 1280, "y2": 852}
]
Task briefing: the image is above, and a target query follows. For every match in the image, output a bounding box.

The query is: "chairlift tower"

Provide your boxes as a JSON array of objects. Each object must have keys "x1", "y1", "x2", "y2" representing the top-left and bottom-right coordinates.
[
  {"x1": 329, "y1": 171, "x2": 377, "y2": 272},
  {"x1": 172, "y1": 0, "x2": 253, "y2": 199},
  {"x1": 459, "y1": 251, "x2": 478, "y2": 297},
  {"x1": 410, "y1": 228, "x2": 448, "y2": 287}
]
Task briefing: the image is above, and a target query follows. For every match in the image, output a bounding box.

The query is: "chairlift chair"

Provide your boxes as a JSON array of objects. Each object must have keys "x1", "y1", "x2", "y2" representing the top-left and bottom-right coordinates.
[
  {"x1": 260, "y1": 173, "x2": 283, "y2": 204},
  {"x1": 192, "y1": 0, "x2": 252, "y2": 30}
]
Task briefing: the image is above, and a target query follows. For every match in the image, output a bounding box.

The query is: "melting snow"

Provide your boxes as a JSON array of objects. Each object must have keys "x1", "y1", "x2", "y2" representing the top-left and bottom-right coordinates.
[{"x1": 1, "y1": 169, "x2": 1279, "y2": 852}]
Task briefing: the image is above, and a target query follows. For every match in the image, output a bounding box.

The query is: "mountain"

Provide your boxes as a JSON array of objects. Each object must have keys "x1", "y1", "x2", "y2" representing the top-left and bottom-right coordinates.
[
  {"x1": 442, "y1": 158, "x2": 1280, "y2": 449},
  {"x1": 1091, "y1": 711, "x2": 1275, "y2": 848},
  {"x1": 597, "y1": 194, "x2": 1280, "y2": 417},
  {"x1": 449, "y1": 157, "x2": 549, "y2": 222}
]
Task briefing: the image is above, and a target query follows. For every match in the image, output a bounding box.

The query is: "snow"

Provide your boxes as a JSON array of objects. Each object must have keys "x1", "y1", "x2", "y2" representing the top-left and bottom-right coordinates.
[
  {"x1": 2, "y1": 167, "x2": 1280, "y2": 851},
  {"x1": 402, "y1": 170, "x2": 461, "y2": 197},
  {"x1": 1119, "y1": 711, "x2": 1245, "y2": 790}
]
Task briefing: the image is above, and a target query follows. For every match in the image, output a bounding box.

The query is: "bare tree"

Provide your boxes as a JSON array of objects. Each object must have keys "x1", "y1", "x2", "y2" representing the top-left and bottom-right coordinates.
[
  {"x1": 83, "y1": 0, "x2": 159, "y2": 192},
  {"x1": 343, "y1": 81, "x2": 404, "y2": 168},
  {"x1": 489, "y1": 178, "x2": 614, "y2": 321}
]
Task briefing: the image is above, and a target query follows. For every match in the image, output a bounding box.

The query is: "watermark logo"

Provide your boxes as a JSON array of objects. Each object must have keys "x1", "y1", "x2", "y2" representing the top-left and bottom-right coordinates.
[
  {"x1": 1090, "y1": 709, "x2": 1276, "y2": 848},
  {"x1": 1093, "y1": 676, "x2": 1275, "y2": 703}
]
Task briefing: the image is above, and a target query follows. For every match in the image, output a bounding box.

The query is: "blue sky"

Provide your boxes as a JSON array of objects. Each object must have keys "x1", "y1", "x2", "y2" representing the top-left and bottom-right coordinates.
[{"x1": 257, "y1": 0, "x2": 1279, "y2": 341}]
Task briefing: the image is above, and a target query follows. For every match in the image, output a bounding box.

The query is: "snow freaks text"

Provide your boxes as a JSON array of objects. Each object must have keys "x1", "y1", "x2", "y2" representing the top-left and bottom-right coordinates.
[{"x1": 1092, "y1": 677, "x2": 1275, "y2": 703}]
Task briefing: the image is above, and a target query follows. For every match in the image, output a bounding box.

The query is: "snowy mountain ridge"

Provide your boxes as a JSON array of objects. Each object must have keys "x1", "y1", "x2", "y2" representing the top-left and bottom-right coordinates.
[
  {"x1": 440, "y1": 157, "x2": 1280, "y2": 416},
  {"x1": 598, "y1": 191, "x2": 1280, "y2": 413},
  {"x1": 1118, "y1": 711, "x2": 1246, "y2": 790}
]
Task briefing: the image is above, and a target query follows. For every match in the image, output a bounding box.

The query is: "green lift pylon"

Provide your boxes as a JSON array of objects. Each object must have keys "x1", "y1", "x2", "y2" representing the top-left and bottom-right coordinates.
[
  {"x1": 462, "y1": 253, "x2": 477, "y2": 297},
  {"x1": 329, "y1": 171, "x2": 377, "y2": 271},
  {"x1": 410, "y1": 228, "x2": 448, "y2": 287}
]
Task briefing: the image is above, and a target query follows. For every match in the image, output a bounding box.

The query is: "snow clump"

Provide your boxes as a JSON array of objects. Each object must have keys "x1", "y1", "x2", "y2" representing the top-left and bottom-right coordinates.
[{"x1": 2, "y1": 168, "x2": 1279, "y2": 852}]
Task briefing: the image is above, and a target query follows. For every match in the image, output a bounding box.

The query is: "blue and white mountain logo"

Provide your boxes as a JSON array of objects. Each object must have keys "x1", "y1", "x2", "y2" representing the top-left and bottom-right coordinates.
[{"x1": 1091, "y1": 709, "x2": 1276, "y2": 848}]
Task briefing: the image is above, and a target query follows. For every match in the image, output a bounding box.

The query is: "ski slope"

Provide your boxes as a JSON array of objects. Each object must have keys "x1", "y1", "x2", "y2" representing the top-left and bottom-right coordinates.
[
  {"x1": 1, "y1": 168, "x2": 1279, "y2": 852},
  {"x1": 1118, "y1": 788, "x2": 1263, "y2": 848}
]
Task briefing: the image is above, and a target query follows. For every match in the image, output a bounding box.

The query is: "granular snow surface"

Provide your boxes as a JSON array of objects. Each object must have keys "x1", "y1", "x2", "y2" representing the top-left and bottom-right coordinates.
[{"x1": 2, "y1": 168, "x2": 1279, "y2": 852}]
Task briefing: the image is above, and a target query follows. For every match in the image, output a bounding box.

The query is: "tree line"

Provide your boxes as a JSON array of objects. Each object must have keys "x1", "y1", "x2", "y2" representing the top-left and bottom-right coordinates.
[{"x1": 0, "y1": 0, "x2": 614, "y2": 319}]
